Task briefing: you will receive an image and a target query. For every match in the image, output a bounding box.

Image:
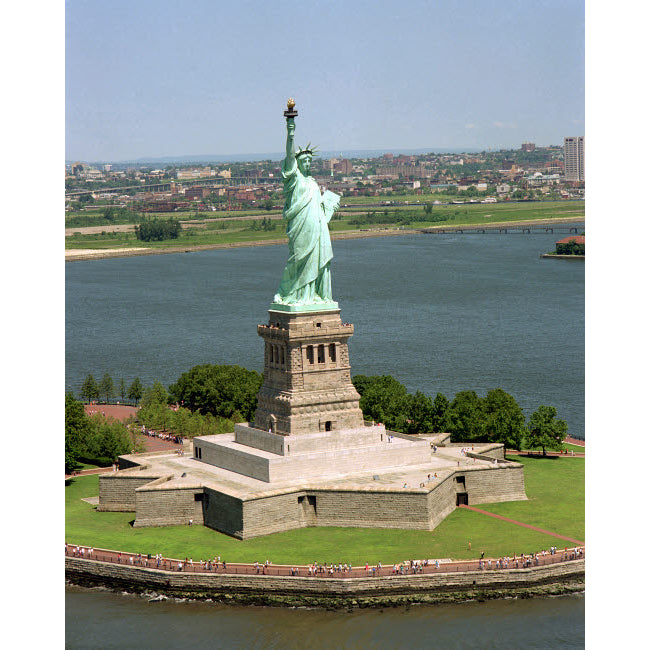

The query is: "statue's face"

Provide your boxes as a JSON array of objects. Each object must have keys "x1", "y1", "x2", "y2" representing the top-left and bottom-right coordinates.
[{"x1": 297, "y1": 155, "x2": 312, "y2": 176}]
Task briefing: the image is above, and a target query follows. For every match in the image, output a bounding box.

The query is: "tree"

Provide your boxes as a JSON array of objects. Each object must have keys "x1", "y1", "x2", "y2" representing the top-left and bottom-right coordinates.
[
  {"x1": 483, "y1": 388, "x2": 526, "y2": 450},
  {"x1": 405, "y1": 391, "x2": 435, "y2": 434},
  {"x1": 65, "y1": 393, "x2": 133, "y2": 471},
  {"x1": 80, "y1": 374, "x2": 99, "y2": 402},
  {"x1": 527, "y1": 405, "x2": 567, "y2": 455},
  {"x1": 65, "y1": 393, "x2": 88, "y2": 472},
  {"x1": 351, "y1": 374, "x2": 410, "y2": 431},
  {"x1": 139, "y1": 402, "x2": 172, "y2": 432},
  {"x1": 127, "y1": 377, "x2": 144, "y2": 403},
  {"x1": 446, "y1": 391, "x2": 486, "y2": 442},
  {"x1": 118, "y1": 378, "x2": 127, "y2": 401},
  {"x1": 168, "y1": 364, "x2": 262, "y2": 421},
  {"x1": 170, "y1": 407, "x2": 193, "y2": 438},
  {"x1": 431, "y1": 392, "x2": 450, "y2": 433},
  {"x1": 556, "y1": 238, "x2": 585, "y2": 255},
  {"x1": 99, "y1": 373, "x2": 115, "y2": 402},
  {"x1": 135, "y1": 217, "x2": 182, "y2": 242},
  {"x1": 140, "y1": 381, "x2": 169, "y2": 408},
  {"x1": 351, "y1": 374, "x2": 379, "y2": 398},
  {"x1": 85, "y1": 415, "x2": 133, "y2": 462}
]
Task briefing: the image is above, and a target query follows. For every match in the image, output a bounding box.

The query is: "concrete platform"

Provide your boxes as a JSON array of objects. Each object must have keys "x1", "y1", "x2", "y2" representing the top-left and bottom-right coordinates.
[
  {"x1": 192, "y1": 424, "x2": 432, "y2": 483},
  {"x1": 100, "y1": 439, "x2": 526, "y2": 538}
]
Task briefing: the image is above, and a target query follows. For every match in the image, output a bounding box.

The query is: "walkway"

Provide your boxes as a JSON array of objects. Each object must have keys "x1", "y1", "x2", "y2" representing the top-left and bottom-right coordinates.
[
  {"x1": 459, "y1": 504, "x2": 585, "y2": 545},
  {"x1": 507, "y1": 449, "x2": 584, "y2": 458},
  {"x1": 65, "y1": 467, "x2": 113, "y2": 480},
  {"x1": 65, "y1": 544, "x2": 584, "y2": 579},
  {"x1": 84, "y1": 404, "x2": 138, "y2": 421}
]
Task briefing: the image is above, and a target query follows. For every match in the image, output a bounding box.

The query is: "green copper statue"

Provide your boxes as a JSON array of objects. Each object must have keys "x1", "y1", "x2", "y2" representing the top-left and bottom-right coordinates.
[{"x1": 273, "y1": 99, "x2": 340, "y2": 310}]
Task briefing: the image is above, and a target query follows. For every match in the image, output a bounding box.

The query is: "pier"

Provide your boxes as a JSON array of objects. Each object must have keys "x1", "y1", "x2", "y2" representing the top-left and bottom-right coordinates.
[{"x1": 418, "y1": 224, "x2": 582, "y2": 235}]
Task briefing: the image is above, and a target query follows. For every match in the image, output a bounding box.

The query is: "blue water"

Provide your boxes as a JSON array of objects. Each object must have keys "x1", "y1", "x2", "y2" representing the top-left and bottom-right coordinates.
[
  {"x1": 66, "y1": 232, "x2": 584, "y2": 436},
  {"x1": 65, "y1": 233, "x2": 585, "y2": 645}
]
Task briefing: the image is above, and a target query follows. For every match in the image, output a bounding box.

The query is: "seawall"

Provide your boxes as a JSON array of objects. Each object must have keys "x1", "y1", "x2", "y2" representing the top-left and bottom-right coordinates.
[{"x1": 65, "y1": 556, "x2": 585, "y2": 608}]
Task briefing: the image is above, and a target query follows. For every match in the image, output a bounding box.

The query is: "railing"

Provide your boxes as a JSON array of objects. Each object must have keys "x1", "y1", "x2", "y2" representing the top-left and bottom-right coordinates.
[{"x1": 65, "y1": 545, "x2": 584, "y2": 579}]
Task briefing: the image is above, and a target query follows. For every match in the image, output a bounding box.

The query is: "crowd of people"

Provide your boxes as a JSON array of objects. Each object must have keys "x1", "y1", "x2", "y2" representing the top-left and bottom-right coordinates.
[
  {"x1": 477, "y1": 546, "x2": 583, "y2": 570},
  {"x1": 141, "y1": 425, "x2": 183, "y2": 445},
  {"x1": 66, "y1": 544, "x2": 584, "y2": 577}
]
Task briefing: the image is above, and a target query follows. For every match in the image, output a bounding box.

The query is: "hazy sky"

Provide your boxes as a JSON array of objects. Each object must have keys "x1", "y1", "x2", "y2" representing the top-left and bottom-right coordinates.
[{"x1": 66, "y1": 0, "x2": 584, "y2": 161}]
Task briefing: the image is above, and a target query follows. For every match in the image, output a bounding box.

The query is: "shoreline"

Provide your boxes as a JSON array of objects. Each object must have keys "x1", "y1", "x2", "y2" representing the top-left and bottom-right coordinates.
[
  {"x1": 65, "y1": 216, "x2": 585, "y2": 262},
  {"x1": 540, "y1": 254, "x2": 585, "y2": 260},
  {"x1": 65, "y1": 555, "x2": 585, "y2": 609}
]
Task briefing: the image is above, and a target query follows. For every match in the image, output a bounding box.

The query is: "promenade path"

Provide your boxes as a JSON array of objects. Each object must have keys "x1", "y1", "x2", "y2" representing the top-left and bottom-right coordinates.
[
  {"x1": 565, "y1": 436, "x2": 585, "y2": 447},
  {"x1": 65, "y1": 544, "x2": 584, "y2": 579},
  {"x1": 507, "y1": 449, "x2": 584, "y2": 458},
  {"x1": 84, "y1": 404, "x2": 137, "y2": 421}
]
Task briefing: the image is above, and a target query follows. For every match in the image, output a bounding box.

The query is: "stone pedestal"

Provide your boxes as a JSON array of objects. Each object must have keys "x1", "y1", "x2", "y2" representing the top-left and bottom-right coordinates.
[{"x1": 253, "y1": 308, "x2": 364, "y2": 435}]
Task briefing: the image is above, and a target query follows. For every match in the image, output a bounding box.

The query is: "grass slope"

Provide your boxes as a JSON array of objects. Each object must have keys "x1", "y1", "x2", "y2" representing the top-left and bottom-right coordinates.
[
  {"x1": 65, "y1": 201, "x2": 584, "y2": 251},
  {"x1": 66, "y1": 455, "x2": 584, "y2": 565}
]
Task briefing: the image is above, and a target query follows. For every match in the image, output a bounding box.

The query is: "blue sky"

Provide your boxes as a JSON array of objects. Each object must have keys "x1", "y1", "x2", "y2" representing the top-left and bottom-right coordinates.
[{"x1": 66, "y1": 0, "x2": 584, "y2": 161}]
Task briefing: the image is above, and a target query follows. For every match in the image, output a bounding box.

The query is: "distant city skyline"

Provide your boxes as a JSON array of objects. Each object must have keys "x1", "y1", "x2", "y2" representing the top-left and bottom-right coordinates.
[
  {"x1": 66, "y1": 0, "x2": 584, "y2": 161},
  {"x1": 65, "y1": 145, "x2": 563, "y2": 166}
]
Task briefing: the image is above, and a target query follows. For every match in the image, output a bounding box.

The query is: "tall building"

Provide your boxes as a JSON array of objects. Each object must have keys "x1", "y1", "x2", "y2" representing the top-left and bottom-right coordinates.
[
  {"x1": 521, "y1": 142, "x2": 536, "y2": 152},
  {"x1": 564, "y1": 136, "x2": 585, "y2": 182},
  {"x1": 333, "y1": 159, "x2": 352, "y2": 174}
]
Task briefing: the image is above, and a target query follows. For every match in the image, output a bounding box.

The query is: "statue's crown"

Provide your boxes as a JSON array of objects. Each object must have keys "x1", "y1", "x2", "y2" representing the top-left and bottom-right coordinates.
[{"x1": 296, "y1": 142, "x2": 318, "y2": 158}]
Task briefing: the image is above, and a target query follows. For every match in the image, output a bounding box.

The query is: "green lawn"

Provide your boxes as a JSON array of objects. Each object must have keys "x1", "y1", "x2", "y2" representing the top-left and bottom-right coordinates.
[
  {"x1": 65, "y1": 200, "x2": 584, "y2": 252},
  {"x1": 561, "y1": 443, "x2": 585, "y2": 453},
  {"x1": 65, "y1": 454, "x2": 584, "y2": 565}
]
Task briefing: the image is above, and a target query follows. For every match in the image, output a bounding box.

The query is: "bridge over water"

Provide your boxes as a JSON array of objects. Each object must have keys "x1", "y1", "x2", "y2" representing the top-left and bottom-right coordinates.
[{"x1": 418, "y1": 223, "x2": 583, "y2": 235}]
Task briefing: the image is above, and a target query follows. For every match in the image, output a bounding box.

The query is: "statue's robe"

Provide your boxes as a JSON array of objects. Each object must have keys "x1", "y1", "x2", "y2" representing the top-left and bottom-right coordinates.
[{"x1": 274, "y1": 157, "x2": 333, "y2": 304}]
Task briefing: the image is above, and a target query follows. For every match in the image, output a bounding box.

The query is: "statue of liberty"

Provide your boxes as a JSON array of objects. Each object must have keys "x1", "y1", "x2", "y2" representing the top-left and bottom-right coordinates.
[{"x1": 273, "y1": 99, "x2": 340, "y2": 309}]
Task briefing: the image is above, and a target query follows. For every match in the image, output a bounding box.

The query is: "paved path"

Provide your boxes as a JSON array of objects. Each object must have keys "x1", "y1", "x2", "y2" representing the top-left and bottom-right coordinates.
[
  {"x1": 140, "y1": 435, "x2": 185, "y2": 452},
  {"x1": 459, "y1": 505, "x2": 585, "y2": 545},
  {"x1": 507, "y1": 449, "x2": 584, "y2": 458},
  {"x1": 84, "y1": 404, "x2": 138, "y2": 421},
  {"x1": 65, "y1": 544, "x2": 584, "y2": 578},
  {"x1": 65, "y1": 467, "x2": 113, "y2": 480}
]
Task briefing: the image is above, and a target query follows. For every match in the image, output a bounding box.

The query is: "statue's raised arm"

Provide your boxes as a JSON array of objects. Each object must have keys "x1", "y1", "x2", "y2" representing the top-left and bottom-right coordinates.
[
  {"x1": 285, "y1": 118, "x2": 296, "y2": 164},
  {"x1": 284, "y1": 97, "x2": 297, "y2": 163},
  {"x1": 272, "y1": 99, "x2": 339, "y2": 311}
]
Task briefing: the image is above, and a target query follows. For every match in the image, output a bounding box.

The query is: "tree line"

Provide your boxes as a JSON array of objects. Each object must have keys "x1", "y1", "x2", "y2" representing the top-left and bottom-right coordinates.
[
  {"x1": 349, "y1": 208, "x2": 450, "y2": 227},
  {"x1": 65, "y1": 393, "x2": 135, "y2": 473},
  {"x1": 79, "y1": 373, "x2": 143, "y2": 404},
  {"x1": 67, "y1": 365, "x2": 263, "y2": 472},
  {"x1": 352, "y1": 375, "x2": 567, "y2": 454},
  {"x1": 246, "y1": 217, "x2": 278, "y2": 231},
  {"x1": 69, "y1": 364, "x2": 568, "y2": 473},
  {"x1": 136, "y1": 379, "x2": 244, "y2": 439}
]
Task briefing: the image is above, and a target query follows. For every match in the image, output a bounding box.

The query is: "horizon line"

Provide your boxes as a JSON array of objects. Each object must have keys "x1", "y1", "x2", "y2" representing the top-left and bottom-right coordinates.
[{"x1": 66, "y1": 143, "x2": 567, "y2": 165}]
